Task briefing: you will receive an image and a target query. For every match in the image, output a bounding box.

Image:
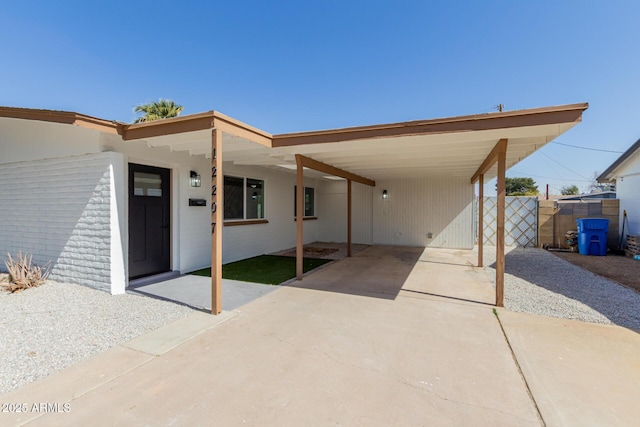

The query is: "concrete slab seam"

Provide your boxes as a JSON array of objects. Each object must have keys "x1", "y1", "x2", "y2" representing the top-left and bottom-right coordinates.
[
  {"x1": 15, "y1": 355, "x2": 154, "y2": 427},
  {"x1": 493, "y1": 308, "x2": 547, "y2": 427},
  {"x1": 204, "y1": 310, "x2": 238, "y2": 330},
  {"x1": 122, "y1": 311, "x2": 238, "y2": 356}
]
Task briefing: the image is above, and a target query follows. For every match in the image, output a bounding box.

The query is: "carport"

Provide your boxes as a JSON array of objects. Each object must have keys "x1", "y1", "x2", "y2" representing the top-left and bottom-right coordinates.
[
  {"x1": 273, "y1": 104, "x2": 588, "y2": 309},
  {"x1": 122, "y1": 103, "x2": 588, "y2": 314}
]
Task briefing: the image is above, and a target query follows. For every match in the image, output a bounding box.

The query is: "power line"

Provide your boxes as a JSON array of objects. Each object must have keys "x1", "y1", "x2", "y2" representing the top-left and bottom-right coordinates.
[
  {"x1": 538, "y1": 151, "x2": 592, "y2": 180},
  {"x1": 550, "y1": 141, "x2": 623, "y2": 154}
]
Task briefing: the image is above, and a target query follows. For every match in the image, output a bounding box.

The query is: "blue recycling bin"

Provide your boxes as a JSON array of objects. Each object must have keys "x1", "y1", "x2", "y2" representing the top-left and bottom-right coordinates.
[{"x1": 576, "y1": 218, "x2": 609, "y2": 256}]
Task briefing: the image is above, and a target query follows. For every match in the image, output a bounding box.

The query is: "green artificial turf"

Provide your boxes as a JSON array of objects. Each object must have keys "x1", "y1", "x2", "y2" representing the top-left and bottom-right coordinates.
[{"x1": 188, "y1": 255, "x2": 332, "y2": 285}]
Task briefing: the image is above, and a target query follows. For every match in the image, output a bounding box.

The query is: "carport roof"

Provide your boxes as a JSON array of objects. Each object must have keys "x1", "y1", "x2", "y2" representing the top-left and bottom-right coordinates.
[{"x1": 0, "y1": 103, "x2": 588, "y2": 182}]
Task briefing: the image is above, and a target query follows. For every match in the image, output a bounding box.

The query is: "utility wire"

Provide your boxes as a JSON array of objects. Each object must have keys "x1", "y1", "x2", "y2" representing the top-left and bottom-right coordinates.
[
  {"x1": 538, "y1": 151, "x2": 591, "y2": 180},
  {"x1": 550, "y1": 141, "x2": 623, "y2": 154},
  {"x1": 537, "y1": 153, "x2": 578, "y2": 189}
]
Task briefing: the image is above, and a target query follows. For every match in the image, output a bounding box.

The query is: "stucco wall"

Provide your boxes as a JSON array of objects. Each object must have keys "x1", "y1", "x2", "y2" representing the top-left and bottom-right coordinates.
[
  {"x1": 221, "y1": 164, "x2": 320, "y2": 264},
  {"x1": 0, "y1": 118, "x2": 100, "y2": 164},
  {"x1": 100, "y1": 132, "x2": 212, "y2": 275},
  {"x1": 101, "y1": 133, "x2": 321, "y2": 269},
  {"x1": 0, "y1": 152, "x2": 124, "y2": 293}
]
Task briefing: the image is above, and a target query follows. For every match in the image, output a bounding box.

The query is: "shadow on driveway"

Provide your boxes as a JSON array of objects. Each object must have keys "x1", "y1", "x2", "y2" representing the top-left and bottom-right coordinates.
[
  {"x1": 287, "y1": 245, "x2": 496, "y2": 306},
  {"x1": 285, "y1": 245, "x2": 421, "y2": 300}
]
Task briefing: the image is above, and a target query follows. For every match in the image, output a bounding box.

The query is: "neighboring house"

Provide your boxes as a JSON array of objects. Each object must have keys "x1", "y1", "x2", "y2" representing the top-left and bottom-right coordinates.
[
  {"x1": 558, "y1": 191, "x2": 617, "y2": 201},
  {"x1": 536, "y1": 191, "x2": 617, "y2": 201},
  {"x1": 598, "y1": 137, "x2": 640, "y2": 238},
  {"x1": 0, "y1": 104, "x2": 588, "y2": 296}
]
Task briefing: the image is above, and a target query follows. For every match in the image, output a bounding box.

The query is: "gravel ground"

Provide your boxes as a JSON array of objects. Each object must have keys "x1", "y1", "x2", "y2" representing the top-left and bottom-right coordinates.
[
  {"x1": 483, "y1": 247, "x2": 640, "y2": 330},
  {"x1": 0, "y1": 280, "x2": 193, "y2": 394}
]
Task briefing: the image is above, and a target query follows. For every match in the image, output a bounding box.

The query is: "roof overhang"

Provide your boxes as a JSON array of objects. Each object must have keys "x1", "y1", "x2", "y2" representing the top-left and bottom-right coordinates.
[
  {"x1": 0, "y1": 106, "x2": 124, "y2": 134},
  {"x1": 597, "y1": 137, "x2": 640, "y2": 183},
  {"x1": 0, "y1": 103, "x2": 588, "y2": 182},
  {"x1": 271, "y1": 103, "x2": 588, "y2": 181}
]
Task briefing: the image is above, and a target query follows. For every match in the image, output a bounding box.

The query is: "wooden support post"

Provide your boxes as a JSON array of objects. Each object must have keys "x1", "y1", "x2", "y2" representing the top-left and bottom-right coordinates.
[
  {"x1": 296, "y1": 155, "x2": 304, "y2": 280},
  {"x1": 211, "y1": 128, "x2": 223, "y2": 315},
  {"x1": 478, "y1": 174, "x2": 484, "y2": 267},
  {"x1": 495, "y1": 141, "x2": 508, "y2": 307},
  {"x1": 347, "y1": 179, "x2": 352, "y2": 257}
]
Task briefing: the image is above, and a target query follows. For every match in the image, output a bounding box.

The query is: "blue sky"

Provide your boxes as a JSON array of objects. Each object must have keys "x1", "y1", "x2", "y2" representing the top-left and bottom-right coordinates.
[{"x1": 2, "y1": 1, "x2": 639, "y2": 194}]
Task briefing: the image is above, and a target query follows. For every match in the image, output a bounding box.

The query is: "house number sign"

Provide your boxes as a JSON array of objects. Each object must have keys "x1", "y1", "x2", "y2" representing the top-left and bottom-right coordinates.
[{"x1": 211, "y1": 148, "x2": 218, "y2": 235}]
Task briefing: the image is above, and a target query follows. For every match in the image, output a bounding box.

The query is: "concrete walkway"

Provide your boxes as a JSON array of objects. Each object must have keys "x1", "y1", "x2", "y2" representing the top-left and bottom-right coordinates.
[
  {"x1": 129, "y1": 275, "x2": 279, "y2": 311},
  {"x1": 3, "y1": 246, "x2": 639, "y2": 426}
]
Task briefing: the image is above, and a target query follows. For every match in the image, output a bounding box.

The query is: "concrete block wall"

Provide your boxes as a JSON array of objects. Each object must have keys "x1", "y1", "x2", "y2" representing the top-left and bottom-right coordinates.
[
  {"x1": 538, "y1": 199, "x2": 619, "y2": 249},
  {"x1": 0, "y1": 152, "x2": 118, "y2": 292}
]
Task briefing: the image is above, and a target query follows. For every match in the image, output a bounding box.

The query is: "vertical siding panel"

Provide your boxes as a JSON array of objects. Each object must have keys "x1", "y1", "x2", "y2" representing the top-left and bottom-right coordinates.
[
  {"x1": 615, "y1": 155, "x2": 640, "y2": 237},
  {"x1": 618, "y1": 176, "x2": 640, "y2": 236},
  {"x1": 371, "y1": 177, "x2": 473, "y2": 249},
  {"x1": 318, "y1": 180, "x2": 347, "y2": 242},
  {"x1": 353, "y1": 184, "x2": 373, "y2": 243}
]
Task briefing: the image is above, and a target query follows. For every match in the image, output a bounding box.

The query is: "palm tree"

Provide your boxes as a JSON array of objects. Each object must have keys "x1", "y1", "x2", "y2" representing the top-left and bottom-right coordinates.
[{"x1": 133, "y1": 99, "x2": 184, "y2": 123}]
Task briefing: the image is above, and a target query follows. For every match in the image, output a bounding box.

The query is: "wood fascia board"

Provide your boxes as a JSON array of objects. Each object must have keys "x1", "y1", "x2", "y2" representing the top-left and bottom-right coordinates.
[
  {"x1": 295, "y1": 154, "x2": 376, "y2": 187},
  {"x1": 122, "y1": 111, "x2": 273, "y2": 147},
  {"x1": 272, "y1": 103, "x2": 588, "y2": 148},
  {"x1": 0, "y1": 107, "x2": 122, "y2": 135},
  {"x1": 123, "y1": 112, "x2": 216, "y2": 140},
  {"x1": 470, "y1": 139, "x2": 508, "y2": 184},
  {"x1": 212, "y1": 113, "x2": 272, "y2": 148}
]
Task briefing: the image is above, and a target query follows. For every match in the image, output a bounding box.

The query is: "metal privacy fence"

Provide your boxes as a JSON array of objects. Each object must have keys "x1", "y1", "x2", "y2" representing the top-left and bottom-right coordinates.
[{"x1": 475, "y1": 196, "x2": 538, "y2": 247}]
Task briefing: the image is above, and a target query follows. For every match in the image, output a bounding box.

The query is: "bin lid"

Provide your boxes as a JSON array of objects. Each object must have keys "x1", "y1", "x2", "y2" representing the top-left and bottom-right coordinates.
[{"x1": 576, "y1": 218, "x2": 609, "y2": 231}]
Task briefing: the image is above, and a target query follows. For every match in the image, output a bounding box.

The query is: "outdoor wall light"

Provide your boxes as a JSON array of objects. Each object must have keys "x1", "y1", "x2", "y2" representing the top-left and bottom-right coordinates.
[
  {"x1": 190, "y1": 171, "x2": 201, "y2": 187},
  {"x1": 382, "y1": 189, "x2": 388, "y2": 200}
]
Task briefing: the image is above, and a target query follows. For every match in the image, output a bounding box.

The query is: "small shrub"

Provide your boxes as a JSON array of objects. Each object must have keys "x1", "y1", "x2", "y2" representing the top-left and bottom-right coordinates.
[{"x1": 2, "y1": 252, "x2": 50, "y2": 293}]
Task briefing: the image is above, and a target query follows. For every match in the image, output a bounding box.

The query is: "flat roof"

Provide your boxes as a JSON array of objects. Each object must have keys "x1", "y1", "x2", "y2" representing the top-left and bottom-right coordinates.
[{"x1": 0, "y1": 103, "x2": 588, "y2": 181}]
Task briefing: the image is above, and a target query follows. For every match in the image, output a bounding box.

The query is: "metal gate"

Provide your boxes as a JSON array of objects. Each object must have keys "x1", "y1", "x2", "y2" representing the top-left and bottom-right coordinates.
[{"x1": 476, "y1": 196, "x2": 538, "y2": 247}]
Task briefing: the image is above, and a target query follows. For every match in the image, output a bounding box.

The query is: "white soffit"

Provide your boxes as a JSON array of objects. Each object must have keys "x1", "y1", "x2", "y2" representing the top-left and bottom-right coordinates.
[
  {"x1": 133, "y1": 109, "x2": 583, "y2": 182},
  {"x1": 272, "y1": 122, "x2": 576, "y2": 181}
]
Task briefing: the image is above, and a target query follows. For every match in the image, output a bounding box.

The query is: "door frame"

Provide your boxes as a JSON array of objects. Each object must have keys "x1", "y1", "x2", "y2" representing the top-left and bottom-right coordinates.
[{"x1": 128, "y1": 162, "x2": 172, "y2": 280}]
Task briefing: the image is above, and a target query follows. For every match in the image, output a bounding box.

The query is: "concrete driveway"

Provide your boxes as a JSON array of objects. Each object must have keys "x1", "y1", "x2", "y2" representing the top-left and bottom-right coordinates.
[{"x1": 4, "y1": 246, "x2": 640, "y2": 426}]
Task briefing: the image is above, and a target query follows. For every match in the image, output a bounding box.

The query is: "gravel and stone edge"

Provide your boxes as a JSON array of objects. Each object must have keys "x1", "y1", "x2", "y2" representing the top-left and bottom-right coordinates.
[
  {"x1": 481, "y1": 247, "x2": 640, "y2": 330},
  {"x1": 0, "y1": 279, "x2": 193, "y2": 394}
]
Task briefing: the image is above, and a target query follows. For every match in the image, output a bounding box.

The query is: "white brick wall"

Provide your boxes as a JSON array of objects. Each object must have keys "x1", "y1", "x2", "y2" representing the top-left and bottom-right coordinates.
[{"x1": 0, "y1": 152, "x2": 117, "y2": 292}]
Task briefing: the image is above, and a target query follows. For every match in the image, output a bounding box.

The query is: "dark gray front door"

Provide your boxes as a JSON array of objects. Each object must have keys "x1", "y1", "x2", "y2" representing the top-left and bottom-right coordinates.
[{"x1": 129, "y1": 163, "x2": 170, "y2": 279}]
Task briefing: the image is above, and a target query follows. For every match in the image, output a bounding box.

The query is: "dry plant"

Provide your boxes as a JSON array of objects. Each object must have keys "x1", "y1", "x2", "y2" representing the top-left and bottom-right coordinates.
[{"x1": 2, "y1": 252, "x2": 50, "y2": 293}]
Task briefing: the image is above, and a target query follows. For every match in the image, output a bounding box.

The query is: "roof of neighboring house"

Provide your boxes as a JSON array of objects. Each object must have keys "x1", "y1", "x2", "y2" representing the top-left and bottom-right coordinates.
[
  {"x1": 558, "y1": 191, "x2": 617, "y2": 201},
  {"x1": 597, "y1": 137, "x2": 640, "y2": 182}
]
